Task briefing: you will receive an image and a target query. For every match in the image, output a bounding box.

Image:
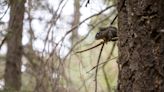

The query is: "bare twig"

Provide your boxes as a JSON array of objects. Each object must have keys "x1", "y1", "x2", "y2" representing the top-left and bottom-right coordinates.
[
  {"x1": 85, "y1": 0, "x2": 90, "y2": 7},
  {"x1": 66, "y1": 4, "x2": 116, "y2": 36},
  {"x1": 0, "y1": 36, "x2": 7, "y2": 49},
  {"x1": 110, "y1": 14, "x2": 118, "y2": 25},
  {"x1": 0, "y1": 4, "x2": 9, "y2": 20},
  {"x1": 86, "y1": 56, "x2": 117, "y2": 73},
  {"x1": 42, "y1": 0, "x2": 67, "y2": 54},
  {"x1": 109, "y1": 0, "x2": 126, "y2": 25},
  {"x1": 64, "y1": 13, "x2": 116, "y2": 60},
  {"x1": 76, "y1": 37, "x2": 117, "y2": 53},
  {"x1": 95, "y1": 43, "x2": 104, "y2": 92},
  {"x1": 102, "y1": 42, "x2": 116, "y2": 92},
  {"x1": 55, "y1": 4, "x2": 116, "y2": 49},
  {"x1": 76, "y1": 41, "x2": 104, "y2": 53}
]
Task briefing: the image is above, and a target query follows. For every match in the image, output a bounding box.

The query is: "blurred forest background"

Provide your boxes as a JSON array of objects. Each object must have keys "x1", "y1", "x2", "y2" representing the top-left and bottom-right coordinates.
[{"x1": 0, "y1": 0, "x2": 118, "y2": 92}]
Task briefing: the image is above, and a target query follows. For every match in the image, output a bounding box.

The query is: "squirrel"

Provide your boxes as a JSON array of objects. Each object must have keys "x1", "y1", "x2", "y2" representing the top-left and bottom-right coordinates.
[
  {"x1": 76, "y1": 26, "x2": 118, "y2": 53},
  {"x1": 95, "y1": 26, "x2": 118, "y2": 42}
]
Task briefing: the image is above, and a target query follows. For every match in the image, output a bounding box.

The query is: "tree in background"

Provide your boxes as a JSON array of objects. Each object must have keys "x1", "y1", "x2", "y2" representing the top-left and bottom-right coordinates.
[
  {"x1": 4, "y1": 0, "x2": 26, "y2": 91},
  {"x1": 117, "y1": 0, "x2": 164, "y2": 91},
  {"x1": 70, "y1": 0, "x2": 80, "y2": 43},
  {"x1": 0, "y1": 0, "x2": 118, "y2": 92}
]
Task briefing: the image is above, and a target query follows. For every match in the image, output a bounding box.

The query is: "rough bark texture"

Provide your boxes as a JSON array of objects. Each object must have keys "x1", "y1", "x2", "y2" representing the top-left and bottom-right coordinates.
[
  {"x1": 117, "y1": 0, "x2": 164, "y2": 91},
  {"x1": 4, "y1": 0, "x2": 26, "y2": 91}
]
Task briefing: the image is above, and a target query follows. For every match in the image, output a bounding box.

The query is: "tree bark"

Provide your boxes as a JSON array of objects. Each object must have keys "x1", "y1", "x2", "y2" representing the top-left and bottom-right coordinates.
[
  {"x1": 117, "y1": 0, "x2": 164, "y2": 91},
  {"x1": 70, "y1": 0, "x2": 80, "y2": 44},
  {"x1": 4, "y1": 0, "x2": 26, "y2": 91}
]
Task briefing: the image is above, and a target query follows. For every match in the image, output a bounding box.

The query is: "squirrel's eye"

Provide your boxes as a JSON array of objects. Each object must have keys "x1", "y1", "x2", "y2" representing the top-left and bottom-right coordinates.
[
  {"x1": 96, "y1": 33, "x2": 100, "y2": 36},
  {"x1": 95, "y1": 32, "x2": 101, "y2": 39}
]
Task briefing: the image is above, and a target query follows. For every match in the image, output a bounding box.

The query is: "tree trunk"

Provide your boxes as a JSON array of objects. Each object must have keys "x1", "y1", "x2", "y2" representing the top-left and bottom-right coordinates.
[
  {"x1": 4, "y1": 0, "x2": 26, "y2": 91},
  {"x1": 70, "y1": 0, "x2": 80, "y2": 44},
  {"x1": 117, "y1": 0, "x2": 164, "y2": 91}
]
